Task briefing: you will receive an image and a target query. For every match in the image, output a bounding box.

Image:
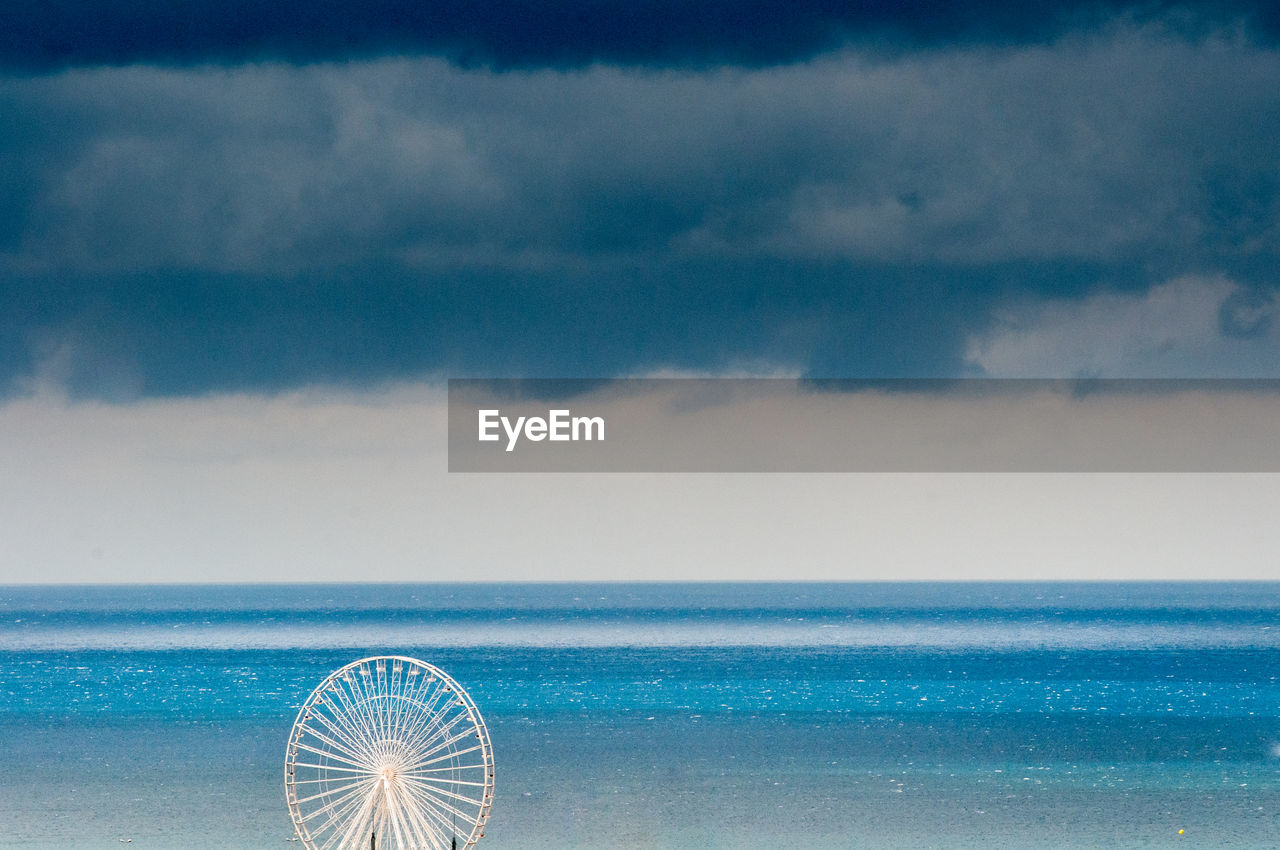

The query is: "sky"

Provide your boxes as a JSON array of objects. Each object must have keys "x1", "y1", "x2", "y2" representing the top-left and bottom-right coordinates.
[{"x1": 1, "y1": 1, "x2": 1279, "y2": 582}]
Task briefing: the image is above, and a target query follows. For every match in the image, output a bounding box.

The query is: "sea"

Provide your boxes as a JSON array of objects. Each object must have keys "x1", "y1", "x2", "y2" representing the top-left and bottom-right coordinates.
[{"x1": 0, "y1": 582, "x2": 1278, "y2": 848}]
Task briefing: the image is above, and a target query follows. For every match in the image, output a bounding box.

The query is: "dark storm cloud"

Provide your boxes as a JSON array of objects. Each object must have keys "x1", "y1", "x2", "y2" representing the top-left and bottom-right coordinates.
[
  {"x1": 3, "y1": 260, "x2": 1018, "y2": 397},
  {"x1": 3, "y1": 0, "x2": 1279, "y2": 72},
  {"x1": 6, "y1": 34, "x2": 1278, "y2": 275},
  {"x1": 1, "y1": 19, "x2": 1279, "y2": 396}
]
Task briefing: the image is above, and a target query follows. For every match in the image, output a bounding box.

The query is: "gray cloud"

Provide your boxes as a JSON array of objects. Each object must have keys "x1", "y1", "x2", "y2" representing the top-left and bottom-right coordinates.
[
  {"x1": 965, "y1": 275, "x2": 1280, "y2": 376},
  {"x1": 3, "y1": 24, "x2": 1278, "y2": 277},
  {"x1": 1, "y1": 21, "x2": 1278, "y2": 394}
]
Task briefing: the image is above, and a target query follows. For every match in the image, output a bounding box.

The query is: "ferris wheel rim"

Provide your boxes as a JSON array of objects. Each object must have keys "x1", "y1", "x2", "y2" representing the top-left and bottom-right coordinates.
[{"x1": 285, "y1": 655, "x2": 494, "y2": 850}]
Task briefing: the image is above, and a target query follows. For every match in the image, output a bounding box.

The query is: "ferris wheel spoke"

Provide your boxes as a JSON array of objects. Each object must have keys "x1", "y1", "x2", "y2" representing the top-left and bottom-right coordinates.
[
  {"x1": 312, "y1": 694, "x2": 373, "y2": 753},
  {"x1": 382, "y1": 786, "x2": 408, "y2": 850},
  {"x1": 396, "y1": 694, "x2": 447, "y2": 752},
  {"x1": 391, "y1": 663, "x2": 413, "y2": 729},
  {"x1": 386, "y1": 664, "x2": 405, "y2": 707},
  {"x1": 410, "y1": 774, "x2": 491, "y2": 790},
  {"x1": 291, "y1": 775, "x2": 371, "y2": 789},
  {"x1": 401, "y1": 712, "x2": 470, "y2": 767},
  {"x1": 398, "y1": 779, "x2": 476, "y2": 842},
  {"x1": 406, "y1": 669, "x2": 443, "y2": 716},
  {"x1": 395, "y1": 680, "x2": 453, "y2": 748},
  {"x1": 400, "y1": 775, "x2": 484, "y2": 824},
  {"x1": 400, "y1": 774, "x2": 485, "y2": 818},
  {"x1": 341, "y1": 668, "x2": 382, "y2": 754},
  {"x1": 293, "y1": 775, "x2": 380, "y2": 808},
  {"x1": 376, "y1": 662, "x2": 396, "y2": 741},
  {"x1": 399, "y1": 784, "x2": 452, "y2": 850},
  {"x1": 293, "y1": 732, "x2": 373, "y2": 773},
  {"x1": 408, "y1": 742, "x2": 487, "y2": 775},
  {"x1": 409, "y1": 675, "x2": 459, "y2": 731},
  {"x1": 398, "y1": 714, "x2": 456, "y2": 769},
  {"x1": 371, "y1": 801, "x2": 390, "y2": 850},
  {"x1": 302, "y1": 786, "x2": 369, "y2": 837},
  {"x1": 407, "y1": 808, "x2": 452, "y2": 850},
  {"x1": 409, "y1": 768, "x2": 488, "y2": 788},
  {"x1": 404, "y1": 733, "x2": 484, "y2": 773},
  {"x1": 292, "y1": 738, "x2": 374, "y2": 772},
  {"x1": 300, "y1": 777, "x2": 376, "y2": 834},
  {"x1": 356, "y1": 665, "x2": 380, "y2": 725},
  {"x1": 370, "y1": 805, "x2": 387, "y2": 849},
  {"x1": 406, "y1": 794, "x2": 482, "y2": 848},
  {"x1": 347, "y1": 670, "x2": 389, "y2": 755},
  {"x1": 298, "y1": 710, "x2": 375, "y2": 763},
  {"x1": 393, "y1": 780, "x2": 442, "y2": 850},
  {"x1": 330, "y1": 783, "x2": 381, "y2": 850},
  {"x1": 303, "y1": 706, "x2": 373, "y2": 768},
  {"x1": 298, "y1": 776, "x2": 374, "y2": 824},
  {"x1": 412, "y1": 760, "x2": 488, "y2": 776},
  {"x1": 300, "y1": 718, "x2": 378, "y2": 769},
  {"x1": 397, "y1": 672, "x2": 431, "y2": 729},
  {"x1": 398, "y1": 712, "x2": 449, "y2": 767},
  {"x1": 290, "y1": 762, "x2": 375, "y2": 777},
  {"x1": 327, "y1": 680, "x2": 381, "y2": 753},
  {"x1": 371, "y1": 664, "x2": 388, "y2": 745},
  {"x1": 411, "y1": 818, "x2": 452, "y2": 850},
  {"x1": 320, "y1": 696, "x2": 371, "y2": 768},
  {"x1": 316, "y1": 692, "x2": 381, "y2": 757}
]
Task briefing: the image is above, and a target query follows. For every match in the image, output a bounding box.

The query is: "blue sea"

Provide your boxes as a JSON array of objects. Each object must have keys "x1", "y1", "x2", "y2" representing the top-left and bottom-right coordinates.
[{"x1": 1, "y1": 583, "x2": 1278, "y2": 848}]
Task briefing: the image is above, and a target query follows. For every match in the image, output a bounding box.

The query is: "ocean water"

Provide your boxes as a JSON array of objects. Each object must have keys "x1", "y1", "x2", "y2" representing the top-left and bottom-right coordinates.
[{"x1": 0, "y1": 582, "x2": 1278, "y2": 848}]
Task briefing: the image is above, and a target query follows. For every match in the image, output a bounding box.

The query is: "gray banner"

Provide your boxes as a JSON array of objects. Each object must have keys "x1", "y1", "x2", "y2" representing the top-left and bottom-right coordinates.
[{"x1": 448, "y1": 378, "x2": 1280, "y2": 472}]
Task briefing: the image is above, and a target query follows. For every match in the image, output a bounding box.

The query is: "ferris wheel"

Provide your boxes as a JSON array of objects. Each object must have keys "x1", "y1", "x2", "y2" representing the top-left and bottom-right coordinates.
[{"x1": 285, "y1": 656, "x2": 494, "y2": 849}]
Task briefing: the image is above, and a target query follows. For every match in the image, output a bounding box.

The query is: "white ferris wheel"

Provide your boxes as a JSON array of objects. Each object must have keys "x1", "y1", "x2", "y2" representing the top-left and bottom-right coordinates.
[{"x1": 285, "y1": 656, "x2": 495, "y2": 849}]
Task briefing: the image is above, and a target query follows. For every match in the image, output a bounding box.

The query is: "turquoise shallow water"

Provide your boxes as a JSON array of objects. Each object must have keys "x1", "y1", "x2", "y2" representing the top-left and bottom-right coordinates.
[{"x1": 1, "y1": 583, "x2": 1279, "y2": 848}]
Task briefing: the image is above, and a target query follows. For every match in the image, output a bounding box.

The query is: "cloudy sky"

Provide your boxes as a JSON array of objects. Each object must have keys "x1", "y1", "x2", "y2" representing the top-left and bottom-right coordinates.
[{"x1": 2, "y1": 1, "x2": 1279, "y2": 582}]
